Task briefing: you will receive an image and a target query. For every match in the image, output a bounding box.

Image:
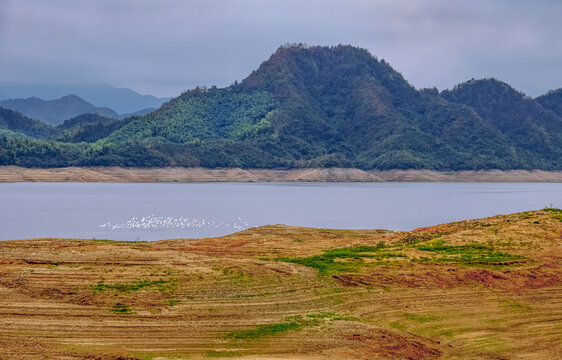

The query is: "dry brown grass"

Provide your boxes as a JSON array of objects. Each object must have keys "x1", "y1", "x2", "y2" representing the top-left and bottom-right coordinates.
[{"x1": 0, "y1": 209, "x2": 560, "y2": 359}]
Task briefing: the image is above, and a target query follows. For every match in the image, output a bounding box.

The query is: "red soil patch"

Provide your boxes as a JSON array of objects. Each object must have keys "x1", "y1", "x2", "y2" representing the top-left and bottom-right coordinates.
[
  {"x1": 344, "y1": 328, "x2": 442, "y2": 359},
  {"x1": 333, "y1": 264, "x2": 561, "y2": 291}
]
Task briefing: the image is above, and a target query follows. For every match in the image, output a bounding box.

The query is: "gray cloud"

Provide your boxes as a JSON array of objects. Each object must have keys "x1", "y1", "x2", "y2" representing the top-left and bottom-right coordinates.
[{"x1": 0, "y1": 0, "x2": 560, "y2": 97}]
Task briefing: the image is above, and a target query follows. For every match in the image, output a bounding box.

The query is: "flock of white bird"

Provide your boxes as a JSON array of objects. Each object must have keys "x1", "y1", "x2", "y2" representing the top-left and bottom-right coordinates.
[{"x1": 99, "y1": 215, "x2": 251, "y2": 231}]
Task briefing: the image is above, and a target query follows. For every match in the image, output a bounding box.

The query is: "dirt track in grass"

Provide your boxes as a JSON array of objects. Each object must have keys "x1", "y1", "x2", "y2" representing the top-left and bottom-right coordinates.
[{"x1": 0, "y1": 209, "x2": 561, "y2": 359}]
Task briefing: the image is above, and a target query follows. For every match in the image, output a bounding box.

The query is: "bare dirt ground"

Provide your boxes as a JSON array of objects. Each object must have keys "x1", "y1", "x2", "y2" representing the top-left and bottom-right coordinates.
[
  {"x1": 0, "y1": 209, "x2": 561, "y2": 359},
  {"x1": 1, "y1": 166, "x2": 561, "y2": 182}
]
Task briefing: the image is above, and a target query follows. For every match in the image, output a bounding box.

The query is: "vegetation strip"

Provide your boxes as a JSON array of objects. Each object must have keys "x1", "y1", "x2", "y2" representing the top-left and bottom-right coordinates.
[
  {"x1": 92, "y1": 279, "x2": 175, "y2": 292},
  {"x1": 225, "y1": 313, "x2": 358, "y2": 340},
  {"x1": 277, "y1": 239, "x2": 525, "y2": 274}
]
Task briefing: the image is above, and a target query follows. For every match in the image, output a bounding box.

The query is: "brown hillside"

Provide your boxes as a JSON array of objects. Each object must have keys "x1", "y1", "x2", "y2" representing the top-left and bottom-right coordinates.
[{"x1": 0, "y1": 209, "x2": 560, "y2": 359}]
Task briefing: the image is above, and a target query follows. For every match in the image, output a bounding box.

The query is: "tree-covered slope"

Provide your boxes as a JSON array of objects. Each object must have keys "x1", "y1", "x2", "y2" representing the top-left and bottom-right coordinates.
[
  {"x1": 0, "y1": 107, "x2": 53, "y2": 138},
  {"x1": 442, "y1": 79, "x2": 562, "y2": 169},
  {"x1": 0, "y1": 45, "x2": 560, "y2": 170},
  {"x1": 54, "y1": 113, "x2": 125, "y2": 143},
  {"x1": 536, "y1": 88, "x2": 562, "y2": 118}
]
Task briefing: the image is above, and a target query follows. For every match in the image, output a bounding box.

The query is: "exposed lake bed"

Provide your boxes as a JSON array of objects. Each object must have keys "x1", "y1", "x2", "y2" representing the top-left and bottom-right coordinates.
[{"x1": 1, "y1": 209, "x2": 560, "y2": 359}]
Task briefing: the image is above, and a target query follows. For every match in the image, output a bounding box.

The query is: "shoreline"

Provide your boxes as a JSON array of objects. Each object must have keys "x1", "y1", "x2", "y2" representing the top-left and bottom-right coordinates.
[{"x1": 0, "y1": 166, "x2": 561, "y2": 182}]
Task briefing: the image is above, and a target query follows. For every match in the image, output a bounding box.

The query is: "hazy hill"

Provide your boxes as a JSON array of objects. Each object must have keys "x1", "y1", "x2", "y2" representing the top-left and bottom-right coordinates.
[
  {"x1": 0, "y1": 95, "x2": 118, "y2": 126},
  {"x1": 0, "y1": 82, "x2": 170, "y2": 114},
  {"x1": 0, "y1": 45, "x2": 560, "y2": 169}
]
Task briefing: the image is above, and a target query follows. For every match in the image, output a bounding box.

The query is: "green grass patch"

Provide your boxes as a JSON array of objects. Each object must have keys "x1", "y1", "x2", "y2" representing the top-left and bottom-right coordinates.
[
  {"x1": 402, "y1": 313, "x2": 438, "y2": 323},
  {"x1": 109, "y1": 303, "x2": 132, "y2": 314},
  {"x1": 389, "y1": 321, "x2": 407, "y2": 330},
  {"x1": 543, "y1": 206, "x2": 562, "y2": 221},
  {"x1": 89, "y1": 238, "x2": 115, "y2": 242},
  {"x1": 305, "y1": 312, "x2": 359, "y2": 321},
  {"x1": 225, "y1": 312, "x2": 356, "y2": 341},
  {"x1": 92, "y1": 279, "x2": 176, "y2": 293},
  {"x1": 498, "y1": 299, "x2": 532, "y2": 312},
  {"x1": 276, "y1": 244, "x2": 403, "y2": 275},
  {"x1": 168, "y1": 298, "x2": 181, "y2": 306},
  {"x1": 227, "y1": 321, "x2": 304, "y2": 340},
  {"x1": 278, "y1": 238, "x2": 524, "y2": 275},
  {"x1": 413, "y1": 239, "x2": 524, "y2": 265}
]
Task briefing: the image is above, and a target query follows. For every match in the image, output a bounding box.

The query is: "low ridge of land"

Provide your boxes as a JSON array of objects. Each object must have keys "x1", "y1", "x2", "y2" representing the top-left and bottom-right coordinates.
[
  {"x1": 0, "y1": 166, "x2": 561, "y2": 182},
  {"x1": 0, "y1": 209, "x2": 561, "y2": 359}
]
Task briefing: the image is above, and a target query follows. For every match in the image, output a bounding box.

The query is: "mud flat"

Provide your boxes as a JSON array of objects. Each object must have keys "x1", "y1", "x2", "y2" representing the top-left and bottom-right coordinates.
[
  {"x1": 0, "y1": 209, "x2": 561, "y2": 359},
  {"x1": 0, "y1": 165, "x2": 561, "y2": 182}
]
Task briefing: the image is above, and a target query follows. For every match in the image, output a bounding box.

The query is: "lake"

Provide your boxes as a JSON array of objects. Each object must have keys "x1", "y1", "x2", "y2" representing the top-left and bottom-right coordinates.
[{"x1": 1, "y1": 182, "x2": 560, "y2": 241}]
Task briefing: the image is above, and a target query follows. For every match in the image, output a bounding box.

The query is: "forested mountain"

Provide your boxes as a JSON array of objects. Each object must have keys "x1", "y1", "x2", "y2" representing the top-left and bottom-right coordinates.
[
  {"x1": 441, "y1": 79, "x2": 562, "y2": 168},
  {"x1": 54, "y1": 113, "x2": 125, "y2": 143},
  {"x1": 0, "y1": 45, "x2": 560, "y2": 170},
  {"x1": 0, "y1": 95, "x2": 118, "y2": 126},
  {"x1": 0, "y1": 107, "x2": 53, "y2": 138},
  {"x1": 536, "y1": 88, "x2": 562, "y2": 118}
]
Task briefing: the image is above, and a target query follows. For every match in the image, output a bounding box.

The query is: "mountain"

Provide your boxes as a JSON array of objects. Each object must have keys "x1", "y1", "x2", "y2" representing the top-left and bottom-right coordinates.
[
  {"x1": 58, "y1": 113, "x2": 119, "y2": 130},
  {"x1": 0, "y1": 44, "x2": 560, "y2": 170},
  {"x1": 441, "y1": 79, "x2": 562, "y2": 168},
  {"x1": 0, "y1": 83, "x2": 170, "y2": 114},
  {"x1": 0, "y1": 107, "x2": 53, "y2": 138},
  {"x1": 55, "y1": 113, "x2": 125, "y2": 143},
  {"x1": 536, "y1": 88, "x2": 562, "y2": 118},
  {"x1": 0, "y1": 95, "x2": 118, "y2": 126}
]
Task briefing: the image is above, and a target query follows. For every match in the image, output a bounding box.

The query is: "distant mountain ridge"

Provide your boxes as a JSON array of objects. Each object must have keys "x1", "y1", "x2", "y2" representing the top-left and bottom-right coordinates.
[
  {"x1": 117, "y1": 108, "x2": 157, "y2": 119},
  {"x1": 0, "y1": 95, "x2": 118, "y2": 126},
  {"x1": 0, "y1": 83, "x2": 170, "y2": 114},
  {"x1": 0, "y1": 44, "x2": 560, "y2": 170}
]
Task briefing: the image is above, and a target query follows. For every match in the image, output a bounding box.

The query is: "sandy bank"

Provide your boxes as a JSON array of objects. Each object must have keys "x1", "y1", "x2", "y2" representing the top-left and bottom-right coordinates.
[{"x1": 0, "y1": 166, "x2": 561, "y2": 182}]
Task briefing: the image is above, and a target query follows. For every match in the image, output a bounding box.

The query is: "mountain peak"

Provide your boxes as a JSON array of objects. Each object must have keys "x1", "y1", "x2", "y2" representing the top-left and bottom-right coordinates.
[
  {"x1": 57, "y1": 94, "x2": 92, "y2": 105},
  {"x1": 444, "y1": 77, "x2": 525, "y2": 98},
  {"x1": 241, "y1": 44, "x2": 413, "y2": 101},
  {"x1": 60, "y1": 94, "x2": 85, "y2": 100}
]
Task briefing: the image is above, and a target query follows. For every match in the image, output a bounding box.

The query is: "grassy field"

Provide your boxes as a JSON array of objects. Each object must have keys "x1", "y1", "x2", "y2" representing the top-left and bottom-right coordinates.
[{"x1": 0, "y1": 209, "x2": 560, "y2": 359}]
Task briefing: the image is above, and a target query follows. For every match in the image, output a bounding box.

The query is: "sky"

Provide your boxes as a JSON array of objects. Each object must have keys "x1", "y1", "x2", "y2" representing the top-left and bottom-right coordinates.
[{"x1": 0, "y1": 0, "x2": 561, "y2": 98}]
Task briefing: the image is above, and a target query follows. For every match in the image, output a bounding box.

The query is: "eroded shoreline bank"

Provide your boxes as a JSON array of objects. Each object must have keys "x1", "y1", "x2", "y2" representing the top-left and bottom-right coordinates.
[{"x1": 0, "y1": 166, "x2": 561, "y2": 182}]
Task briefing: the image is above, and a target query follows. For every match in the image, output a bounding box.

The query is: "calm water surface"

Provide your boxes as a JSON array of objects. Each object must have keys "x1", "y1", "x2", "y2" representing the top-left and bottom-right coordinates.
[{"x1": 0, "y1": 182, "x2": 560, "y2": 241}]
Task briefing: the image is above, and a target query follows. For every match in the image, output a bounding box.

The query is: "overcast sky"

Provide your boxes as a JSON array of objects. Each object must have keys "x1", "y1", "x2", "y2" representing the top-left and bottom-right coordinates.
[{"x1": 0, "y1": 0, "x2": 560, "y2": 97}]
